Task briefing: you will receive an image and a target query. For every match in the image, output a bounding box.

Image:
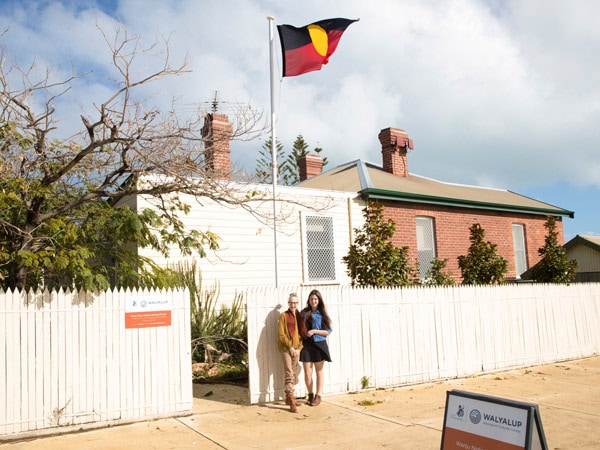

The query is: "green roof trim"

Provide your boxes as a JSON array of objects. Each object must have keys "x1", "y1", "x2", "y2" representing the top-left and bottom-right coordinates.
[{"x1": 361, "y1": 188, "x2": 575, "y2": 218}]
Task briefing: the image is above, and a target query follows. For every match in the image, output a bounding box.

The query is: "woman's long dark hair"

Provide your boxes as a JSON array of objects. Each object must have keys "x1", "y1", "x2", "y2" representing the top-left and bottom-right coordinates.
[{"x1": 302, "y1": 289, "x2": 332, "y2": 330}]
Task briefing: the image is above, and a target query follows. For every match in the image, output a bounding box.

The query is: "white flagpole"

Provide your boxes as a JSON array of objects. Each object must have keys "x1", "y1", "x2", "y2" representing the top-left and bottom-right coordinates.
[{"x1": 267, "y1": 16, "x2": 279, "y2": 288}]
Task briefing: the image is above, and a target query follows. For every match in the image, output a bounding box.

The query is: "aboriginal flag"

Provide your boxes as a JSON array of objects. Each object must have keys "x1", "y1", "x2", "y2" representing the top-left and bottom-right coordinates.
[{"x1": 277, "y1": 18, "x2": 358, "y2": 77}]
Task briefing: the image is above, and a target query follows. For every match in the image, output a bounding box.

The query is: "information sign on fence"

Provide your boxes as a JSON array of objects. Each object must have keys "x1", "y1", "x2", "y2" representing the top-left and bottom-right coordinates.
[
  {"x1": 125, "y1": 294, "x2": 172, "y2": 328},
  {"x1": 441, "y1": 390, "x2": 547, "y2": 450}
]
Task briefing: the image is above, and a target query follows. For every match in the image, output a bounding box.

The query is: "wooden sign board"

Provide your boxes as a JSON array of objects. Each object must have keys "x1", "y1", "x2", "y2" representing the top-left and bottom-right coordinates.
[{"x1": 441, "y1": 390, "x2": 547, "y2": 450}]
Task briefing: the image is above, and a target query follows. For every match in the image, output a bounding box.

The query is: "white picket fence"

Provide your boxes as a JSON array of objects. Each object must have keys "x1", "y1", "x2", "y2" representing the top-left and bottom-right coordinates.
[
  {"x1": 247, "y1": 283, "x2": 600, "y2": 404},
  {"x1": 3, "y1": 283, "x2": 600, "y2": 437},
  {"x1": 0, "y1": 288, "x2": 192, "y2": 438}
]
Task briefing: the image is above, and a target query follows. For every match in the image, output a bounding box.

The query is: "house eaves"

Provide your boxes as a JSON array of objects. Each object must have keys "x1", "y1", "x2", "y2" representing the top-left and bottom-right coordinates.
[{"x1": 360, "y1": 187, "x2": 574, "y2": 218}]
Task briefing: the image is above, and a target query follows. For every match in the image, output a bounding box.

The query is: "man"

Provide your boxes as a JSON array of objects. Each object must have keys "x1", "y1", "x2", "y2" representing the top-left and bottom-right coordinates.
[{"x1": 277, "y1": 293, "x2": 307, "y2": 412}]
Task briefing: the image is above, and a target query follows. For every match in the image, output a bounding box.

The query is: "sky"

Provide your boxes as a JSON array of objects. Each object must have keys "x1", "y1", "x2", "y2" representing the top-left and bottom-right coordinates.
[{"x1": 0, "y1": 0, "x2": 598, "y2": 241}]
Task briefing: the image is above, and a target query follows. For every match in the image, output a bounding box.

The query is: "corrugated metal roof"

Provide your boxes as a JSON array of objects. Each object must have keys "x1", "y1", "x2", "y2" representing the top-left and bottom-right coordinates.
[{"x1": 297, "y1": 160, "x2": 573, "y2": 217}]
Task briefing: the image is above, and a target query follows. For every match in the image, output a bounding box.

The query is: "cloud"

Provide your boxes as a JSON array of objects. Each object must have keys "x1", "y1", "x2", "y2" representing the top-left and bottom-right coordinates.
[{"x1": 1, "y1": 0, "x2": 599, "y2": 195}]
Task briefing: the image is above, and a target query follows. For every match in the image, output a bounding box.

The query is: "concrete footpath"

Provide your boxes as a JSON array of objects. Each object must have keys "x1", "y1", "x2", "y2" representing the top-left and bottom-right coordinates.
[{"x1": 2, "y1": 356, "x2": 600, "y2": 449}]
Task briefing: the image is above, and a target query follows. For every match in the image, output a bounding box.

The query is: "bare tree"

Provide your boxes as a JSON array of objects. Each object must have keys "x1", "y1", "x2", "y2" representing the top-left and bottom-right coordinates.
[{"x1": 0, "y1": 26, "x2": 265, "y2": 290}]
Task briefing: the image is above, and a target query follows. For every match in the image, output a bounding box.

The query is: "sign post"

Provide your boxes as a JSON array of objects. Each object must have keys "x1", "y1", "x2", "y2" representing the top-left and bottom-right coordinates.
[{"x1": 441, "y1": 390, "x2": 548, "y2": 450}]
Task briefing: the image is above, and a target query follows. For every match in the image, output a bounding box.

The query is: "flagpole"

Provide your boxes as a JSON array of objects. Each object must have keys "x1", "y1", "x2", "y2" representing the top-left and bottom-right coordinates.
[{"x1": 267, "y1": 16, "x2": 279, "y2": 288}]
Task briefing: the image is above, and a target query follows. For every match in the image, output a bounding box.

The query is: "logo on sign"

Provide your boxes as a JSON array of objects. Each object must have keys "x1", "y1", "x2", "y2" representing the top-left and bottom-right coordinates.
[{"x1": 469, "y1": 409, "x2": 482, "y2": 424}]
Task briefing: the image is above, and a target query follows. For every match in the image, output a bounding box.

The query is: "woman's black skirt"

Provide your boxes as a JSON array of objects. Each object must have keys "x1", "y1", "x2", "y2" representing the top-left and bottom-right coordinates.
[{"x1": 300, "y1": 338, "x2": 332, "y2": 363}]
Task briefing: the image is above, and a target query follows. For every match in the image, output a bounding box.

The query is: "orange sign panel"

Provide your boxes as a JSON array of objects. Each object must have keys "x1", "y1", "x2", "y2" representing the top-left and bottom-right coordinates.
[
  {"x1": 125, "y1": 295, "x2": 173, "y2": 329},
  {"x1": 125, "y1": 310, "x2": 171, "y2": 328}
]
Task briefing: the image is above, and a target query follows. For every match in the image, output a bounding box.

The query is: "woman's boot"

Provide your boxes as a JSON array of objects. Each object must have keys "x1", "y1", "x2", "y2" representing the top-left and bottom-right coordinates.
[
  {"x1": 307, "y1": 393, "x2": 314, "y2": 406},
  {"x1": 312, "y1": 394, "x2": 321, "y2": 406}
]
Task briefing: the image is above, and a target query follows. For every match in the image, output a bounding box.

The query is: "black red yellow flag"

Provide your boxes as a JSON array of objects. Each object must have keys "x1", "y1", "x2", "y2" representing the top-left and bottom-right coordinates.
[{"x1": 277, "y1": 18, "x2": 358, "y2": 77}]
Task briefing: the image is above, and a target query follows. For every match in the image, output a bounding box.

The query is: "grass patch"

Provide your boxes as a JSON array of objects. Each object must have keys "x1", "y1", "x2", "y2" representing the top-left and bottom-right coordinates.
[{"x1": 357, "y1": 399, "x2": 383, "y2": 407}]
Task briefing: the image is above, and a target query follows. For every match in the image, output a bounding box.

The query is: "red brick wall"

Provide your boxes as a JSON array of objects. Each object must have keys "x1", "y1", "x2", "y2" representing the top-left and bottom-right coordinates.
[
  {"x1": 298, "y1": 154, "x2": 324, "y2": 181},
  {"x1": 380, "y1": 201, "x2": 564, "y2": 282},
  {"x1": 378, "y1": 127, "x2": 410, "y2": 177}
]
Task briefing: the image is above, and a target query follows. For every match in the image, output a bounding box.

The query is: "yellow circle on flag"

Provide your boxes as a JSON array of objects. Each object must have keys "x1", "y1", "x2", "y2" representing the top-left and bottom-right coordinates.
[{"x1": 307, "y1": 24, "x2": 328, "y2": 56}]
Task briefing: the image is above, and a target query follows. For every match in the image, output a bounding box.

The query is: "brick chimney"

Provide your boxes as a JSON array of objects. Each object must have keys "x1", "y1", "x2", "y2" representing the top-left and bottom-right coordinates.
[
  {"x1": 378, "y1": 127, "x2": 414, "y2": 177},
  {"x1": 298, "y1": 154, "x2": 323, "y2": 181},
  {"x1": 201, "y1": 113, "x2": 232, "y2": 180}
]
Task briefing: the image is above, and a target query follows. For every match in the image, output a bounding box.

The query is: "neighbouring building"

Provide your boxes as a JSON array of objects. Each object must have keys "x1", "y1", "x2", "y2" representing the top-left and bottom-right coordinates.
[{"x1": 564, "y1": 235, "x2": 600, "y2": 282}]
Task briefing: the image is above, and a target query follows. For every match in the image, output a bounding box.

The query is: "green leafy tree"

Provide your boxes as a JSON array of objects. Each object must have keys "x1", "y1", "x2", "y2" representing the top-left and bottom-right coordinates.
[
  {"x1": 530, "y1": 216, "x2": 577, "y2": 283},
  {"x1": 0, "y1": 28, "x2": 261, "y2": 291},
  {"x1": 458, "y1": 223, "x2": 508, "y2": 285},
  {"x1": 255, "y1": 137, "x2": 288, "y2": 184},
  {"x1": 343, "y1": 201, "x2": 417, "y2": 287},
  {"x1": 422, "y1": 258, "x2": 455, "y2": 286}
]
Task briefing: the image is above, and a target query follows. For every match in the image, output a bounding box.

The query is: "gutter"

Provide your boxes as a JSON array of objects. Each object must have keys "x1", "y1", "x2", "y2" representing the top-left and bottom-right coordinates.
[{"x1": 360, "y1": 188, "x2": 575, "y2": 218}]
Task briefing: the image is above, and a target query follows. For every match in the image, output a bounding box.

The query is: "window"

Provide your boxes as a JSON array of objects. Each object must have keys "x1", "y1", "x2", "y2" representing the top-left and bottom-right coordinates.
[
  {"x1": 416, "y1": 216, "x2": 436, "y2": 280},
  {"x1": 512, "y1": 223, "x2": 527, "y2": 277},
  {"x1": 302, "y1": 215, "x2": 336, "y2": 282}
]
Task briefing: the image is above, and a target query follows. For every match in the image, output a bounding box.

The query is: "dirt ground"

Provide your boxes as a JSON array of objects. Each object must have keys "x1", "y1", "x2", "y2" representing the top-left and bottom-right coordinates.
[{"x1": 2, "y1": 356, "x2": 600, "y2": 449}]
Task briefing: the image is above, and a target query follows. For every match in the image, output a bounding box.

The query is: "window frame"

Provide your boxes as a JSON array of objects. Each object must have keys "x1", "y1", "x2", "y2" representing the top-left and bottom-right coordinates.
[
  {"x1": 416, "y1": 216, "x2": 437, "y2": 281},
  {"x1": 300, "y1": 212, "x2": 338, "y2": 284},
  {"x1": 512, "y1": 223, "x2": 528, "y2": 278}
]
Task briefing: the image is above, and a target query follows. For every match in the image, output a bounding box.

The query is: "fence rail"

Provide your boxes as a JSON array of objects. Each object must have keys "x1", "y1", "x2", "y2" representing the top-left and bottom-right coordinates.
[
  {"x1": 247, "y1": 283, "x2": 600, "y2": 404},
  {"x1": 0, "y1": 288, "x2": 192, "y2": 438}
]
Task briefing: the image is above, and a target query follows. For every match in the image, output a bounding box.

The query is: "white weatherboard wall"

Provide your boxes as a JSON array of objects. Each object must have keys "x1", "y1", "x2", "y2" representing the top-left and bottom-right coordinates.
[
  {"x1": 247, "y1": 283, "x2": 600, "y2": 404},
  {"x1": 0, "y1": 289, "x2": 192, "y2": 438},
  {"x1": 135, "y1": 183, "x2": 364, "y2": 305}
]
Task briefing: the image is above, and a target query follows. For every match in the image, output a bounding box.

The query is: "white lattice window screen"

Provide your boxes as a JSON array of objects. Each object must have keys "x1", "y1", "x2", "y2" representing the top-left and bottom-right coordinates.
[
  {"x1": 512, "y1": 223, "x2": 527, "y2": 277},
  {"x1": 304, "y1": 215, "x2": 336, "y2": 281},
  {"x1": 416, "y1": 216, "x2": 436, "y2": 280}
]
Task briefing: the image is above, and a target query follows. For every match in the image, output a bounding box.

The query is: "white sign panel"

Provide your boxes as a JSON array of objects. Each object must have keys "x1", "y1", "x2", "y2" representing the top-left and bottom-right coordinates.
[{"x1": 441, "y1": 390, "x2": 547, "y2": 450}]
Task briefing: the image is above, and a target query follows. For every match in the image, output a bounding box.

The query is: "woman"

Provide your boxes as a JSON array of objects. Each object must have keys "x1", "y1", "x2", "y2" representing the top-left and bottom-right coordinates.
[
  {"x1": 300, "y1": 289, "x2": 332, "y2": 406},
  {"x1": 277, "y1": 292, "x2": 307, "y2": 413}
]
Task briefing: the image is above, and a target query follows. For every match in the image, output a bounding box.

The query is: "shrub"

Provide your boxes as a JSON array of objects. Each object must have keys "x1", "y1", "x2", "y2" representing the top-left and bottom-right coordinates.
[
  {"x1": 530, "y1": 216, "x2": 577, "y2": 283},
  {"x1": 343, "y1": 201, "x2": 417, "y2": 287},
  {"x1": 422, "y1": 258, "x2": 455, "y2": 286},
  {"x1": 175, "y1": 262, "x2": 247, "y2": 364},
  {"x1": 458, "y1": 223, "x2": 507, "y2": 285}
]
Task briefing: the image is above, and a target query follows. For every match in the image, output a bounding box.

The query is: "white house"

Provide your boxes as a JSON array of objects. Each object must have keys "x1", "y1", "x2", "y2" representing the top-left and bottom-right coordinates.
[
  {"x1": 133, "y1": 182, "x2": 362, "y2": 303},
  {"x1": 127, "y1": 113, "x2": 364, "y2": 302}
]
